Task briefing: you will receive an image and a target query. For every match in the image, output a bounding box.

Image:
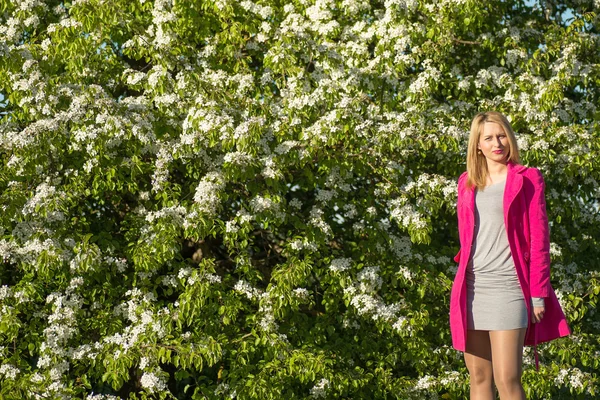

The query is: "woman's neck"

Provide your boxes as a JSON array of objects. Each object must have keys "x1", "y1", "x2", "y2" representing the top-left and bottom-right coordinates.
[{"x1": 486, "y1": 160, "x2": 508, "y2": 183}]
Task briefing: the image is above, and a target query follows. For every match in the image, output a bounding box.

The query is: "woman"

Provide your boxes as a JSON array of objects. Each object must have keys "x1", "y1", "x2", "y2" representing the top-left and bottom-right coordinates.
[{"x1": 449, "y1": 111, "x2": 570, "y2": 399}]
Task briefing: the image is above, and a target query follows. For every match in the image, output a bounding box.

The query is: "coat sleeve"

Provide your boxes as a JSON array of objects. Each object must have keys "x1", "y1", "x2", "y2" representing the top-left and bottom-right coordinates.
[
  {"x1": 454, "y1": 172, "x2": 468, "y2": 263},
  {"x1": 527, "y1": 168, "x2": 551, "y2": 298}
]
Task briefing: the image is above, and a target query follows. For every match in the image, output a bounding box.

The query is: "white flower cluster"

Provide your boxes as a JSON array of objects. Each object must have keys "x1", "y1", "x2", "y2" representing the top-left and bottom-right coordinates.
[
  {"x1": 474, "y1": 66, "x2": 506, "y2": 89},
  {"x1": 225, "y1": 220, "x2": 239, "y2": 233},
  {"x1": 424, "y1": 254, "x2": 451, "y2": 266},
  {"x1": 140, "y1": 371, "x2": 168, "y2": 393},
  {"x1": 85, "y1": 394, "x2": 122, "y2": 400},
  {"x1": 552, "y1": 262, "x2": 588, "y2": 297},
  {"x1": 105, "y1": 256, "x2": 128, "y2": 273},
  {"x1": 249, "y1": 195, "x2": 285, "y2": 221},
  {"x1": 240, "y1": 0, "x2": 273, "y2": 19},
  {"x1": 288, "y1": 198, "x2": 303, "y2": 209},
  {"x1": 357, "y1": 266, "x2": 383, "y2": 292},
  {"x1": 392, "y1": 315, "x2": 410, "y2": 332},
  {"x1": 13, "y1": 237, "x2": 59, "y2": 267},
  {"x1": 309, "y1": 207, "x2": 333, "y2": 236},
  {"x1": 388, "y1": 173, "x2": 458, "y2": 239},
  {"x1": 258, "y1": 299, "x2": 277, "y2": 332},
  {"x1": 250, "y1": 195, "x2": 276, "y2": 213},
  {"x1": 342, "y1": 204, "x2": 358, "y2": 219},
  {"x1": 274, "y1": 140, "x2": 300, "y2": 155},
  {"x1": 396, "y1": 266, "x2": 413, "y2": 282},
  {"x1": 148, "y1": 0, "x2": 176, "y2": 49},
  {"x1": 0, "y1": 239, "x2": 16, "y2": 262},
  {"x1": 147, "y1": 66, "x2": 169, "y2": 89},
  {"x1": 261, "y1": 155, "x2": 282, "y2": 179},
  {"x1": 193, "y1": 172, "x2": 226, "y2": 216},
  {"x1": 315, "y1": 189, "x2": 335, "y2": 203},
  {"x1": 233, "y1": 281, "x2": 280, "y2": 332},
  {"x1": 232, "y1": 116, "x2": 266, "y2": 140},
  {"x1": 31, "y1": 289, "x2": 84, "y2": 396},
  {"x1": 404, "y1": 173, "x2": 458, "y2": 199},
  {"x1": 289, "y1": 238, "x2": 318, "y2": 252},
  {"x1": 409, "y1": 59, "x2": 442, "y2": 94},
  {"x1": 43, "y1": 292, "x2": 81, "y2": 350},
  {"x1": 151, "y1": 142, "x2": 175, "y2": 192},
  {"x1": 0, "y1": 364, "x2": 19, "y2": 379},
  {"x1": 223, "y1": 151, "x2": 253, "y2": 166},
  {"x1": 554, "y1": 367, "x2": 592, "y2": 392},
  {"x1": 162, "y1": 274, "x2": 178, "y2": 287},
  {"x1": 124, "y1": 69, "x2": 146, "y2": 86},
  {"x1": 389, "y1": 199, "x2": 427, "y2": 229},
  {"x1": 71, "y1": 342, "x2": 100, "y2": 361},
  {"x1": 309, "y1": 378, "x2": 330, "y2": 398},
  {"x1": 414, "y1": 374, "x2": 436, "y2": 390},
  {"x1": 105, "y1": 290, "x2": 167, "y2": 357},
  {"x1": 346, "y1": 290, "x2": 402, "y2": 322},
  {"x1": 22, "y1": 182, "x2": 56, "y2": 215},
  {"x1": 324, "y1": 167, "x2": 353, "y2": 193},
  {"x1": 505, "y1": 48, "x2": 527, "y2": 68},
  {"x1": 329, "y1": 258, "x2": 352, "y2": 272},
  {"x1": 292, "y1": 288, "x2": 310, "y2": 300},
  {"x1": 234, "y1": 280, "x2": 262, "y2": 300},
  {"x1": 191, "y1": 271, "x2": 221, "y2": 286},
  {"x1": 0, "y1": 285, "x2": 13, "y2": 300},
  {"x1": 145, "y1": 205, "x2": 187, "y2": 224},
  {"x1": 232, "y1": 209, "x2": 253, "y2": 228},
  {"x1": 341, "y1": 265, "x2": 407, "y2": 327}
]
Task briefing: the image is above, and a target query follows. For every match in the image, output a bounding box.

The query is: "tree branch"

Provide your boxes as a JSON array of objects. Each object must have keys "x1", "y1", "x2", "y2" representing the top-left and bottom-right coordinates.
[{"x1": 452, "y1": 37, "x2": 481, "y2": 45}]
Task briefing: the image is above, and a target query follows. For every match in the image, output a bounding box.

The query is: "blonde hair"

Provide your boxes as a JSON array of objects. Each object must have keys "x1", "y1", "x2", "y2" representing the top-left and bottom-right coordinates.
[{"x1": 467, "y1": 111, "x2": 520, "y2": 190}]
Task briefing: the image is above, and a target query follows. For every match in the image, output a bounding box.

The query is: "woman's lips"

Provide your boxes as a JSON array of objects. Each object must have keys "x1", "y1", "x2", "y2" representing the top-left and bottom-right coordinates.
[{"x1": 493, "y1": 150, "x2": 504, "y2": 154}]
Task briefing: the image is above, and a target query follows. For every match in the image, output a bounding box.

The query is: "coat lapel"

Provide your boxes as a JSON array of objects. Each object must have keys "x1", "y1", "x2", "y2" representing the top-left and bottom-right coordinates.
[
  {"x1": 460, "y1": 178, "x2": 475, "y2": 214},
  {"x1": 504, "y1": 161, "x2": 526, "y2": 219}
]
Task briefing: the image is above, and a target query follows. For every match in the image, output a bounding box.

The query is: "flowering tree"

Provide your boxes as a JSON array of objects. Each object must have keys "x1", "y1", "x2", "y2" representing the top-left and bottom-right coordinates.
[{"x1": 1, "y1": 0, "x2": 599, "y2": 398}]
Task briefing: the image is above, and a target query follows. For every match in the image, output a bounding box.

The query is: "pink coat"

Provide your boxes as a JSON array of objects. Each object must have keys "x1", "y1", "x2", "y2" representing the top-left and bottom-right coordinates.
[{"x1": 450, "y1": 161, "x2": 570, "y2": 353}]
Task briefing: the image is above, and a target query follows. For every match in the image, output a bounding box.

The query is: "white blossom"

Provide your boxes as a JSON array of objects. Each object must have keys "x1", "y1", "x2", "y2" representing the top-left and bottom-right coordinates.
[
  {"x1": 193, "y1": 172, "x2": 225, "y2": 215},
  {"x1": 415, "y1": 375, "x2": 436, "y2": 390},
  {"x1": 329, "y1": 258, "x2": 352, "y2": 272},
  {"x1": 293, "y1": 288, "x2": 310, "y2": 300},
  {"x1": 250, "y1": 195, "x2": 276, "y2": 213},
  {"x1": 0, "y1": 364, "x2": 19, "y2": 379},
  {"x1": 310, "y1": 378, "x2": 329, "y2": 398},
  {"x1": 22, "y1": 183, "x2": 56, "y2": 215},
  {"x1": 140, "y1": 372, "x2": 168, "y2": 393},
  {"x1": 225, "y1": 220, "x2": 239, "y2": 233},
  {"x1": 234, "y1": 280, "x2": 261, "y2": 300},
  {"x1": 288, "y1": 198, "x2": 302, "y2": 209},
  {"x1": 86, "y1": 394, "x2": 122, "y2": 400}
]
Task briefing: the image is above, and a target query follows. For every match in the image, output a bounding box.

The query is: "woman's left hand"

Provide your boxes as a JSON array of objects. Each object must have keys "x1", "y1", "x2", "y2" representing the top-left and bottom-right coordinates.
[{"x1": 532, "y1": 306, "x2": 545, "y2": 323}]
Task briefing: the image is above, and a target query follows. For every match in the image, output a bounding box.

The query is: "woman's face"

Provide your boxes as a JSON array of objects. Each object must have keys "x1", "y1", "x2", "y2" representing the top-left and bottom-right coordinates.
[{"x1": 478, "y1": 122, "x2": 509, "y2": 164}]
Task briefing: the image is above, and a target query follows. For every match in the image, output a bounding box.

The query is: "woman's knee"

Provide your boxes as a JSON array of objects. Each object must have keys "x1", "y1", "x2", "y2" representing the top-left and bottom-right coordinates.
[
  {"x1": 493, "y1": 369, "x2": 521, "y2": 392},
  {"x1": 467, "y1": 364, "x2": 493, "y2": 385}
]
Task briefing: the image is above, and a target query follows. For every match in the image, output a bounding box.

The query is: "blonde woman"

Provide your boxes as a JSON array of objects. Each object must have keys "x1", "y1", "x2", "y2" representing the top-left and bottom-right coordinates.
[{"x1": 449, "y1": 112, "x2": 570, "y2": 399}]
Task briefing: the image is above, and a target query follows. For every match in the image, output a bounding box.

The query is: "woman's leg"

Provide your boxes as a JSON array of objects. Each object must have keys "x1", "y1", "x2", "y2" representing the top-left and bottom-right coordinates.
[
  {"x1": 489, "y1": 328, "x2": 527, "y2": 400},
  {"x1": 464, "y1": 330, "x2": 495, "y2": 400}
]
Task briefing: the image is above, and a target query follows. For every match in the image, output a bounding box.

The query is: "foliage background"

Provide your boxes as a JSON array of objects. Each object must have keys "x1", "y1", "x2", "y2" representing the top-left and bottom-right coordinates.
[{"x1": 1, "y1": 0, "x2": 600, "y2": 398}]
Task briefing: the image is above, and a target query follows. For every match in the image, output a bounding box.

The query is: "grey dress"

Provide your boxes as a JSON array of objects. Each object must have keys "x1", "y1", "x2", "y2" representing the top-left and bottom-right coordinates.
[{"x1": 466, "y1": 179, "x2": 528, "y2": 330}]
